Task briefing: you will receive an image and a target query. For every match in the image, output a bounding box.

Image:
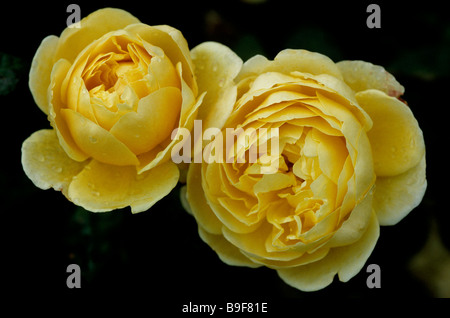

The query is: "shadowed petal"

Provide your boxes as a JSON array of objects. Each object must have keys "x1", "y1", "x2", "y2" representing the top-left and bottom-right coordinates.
[{"x1": 374, "y1": 155, "x2": 426, "y2": 225}]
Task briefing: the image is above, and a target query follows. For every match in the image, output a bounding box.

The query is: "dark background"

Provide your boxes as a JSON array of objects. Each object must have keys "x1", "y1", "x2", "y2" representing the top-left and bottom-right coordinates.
[{"x1": 1, "y1": 0, "x2": 448, "y2": 306}]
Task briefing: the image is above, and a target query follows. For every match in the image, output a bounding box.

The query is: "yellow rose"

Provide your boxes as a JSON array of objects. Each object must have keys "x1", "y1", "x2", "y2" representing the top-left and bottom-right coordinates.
[
  {"x1": 183, "y1": 43, "x2": 426, "y2": 291},
  {"x1": 21, "y1": 8, "x2": 203, "y2": 212}
]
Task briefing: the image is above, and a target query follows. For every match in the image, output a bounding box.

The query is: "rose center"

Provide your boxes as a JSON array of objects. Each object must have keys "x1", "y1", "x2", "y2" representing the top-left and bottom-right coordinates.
[{"x1": 81, "y1": 37, "x2": 152, "y2": 111}]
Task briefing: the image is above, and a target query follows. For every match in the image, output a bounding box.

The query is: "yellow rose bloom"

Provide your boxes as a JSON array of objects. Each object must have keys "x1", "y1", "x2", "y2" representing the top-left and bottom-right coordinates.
[
  {"x1": 183, "y1": 42, "x2": 426, "y2": 291},
  {"x1": 22, "y1": 8, "x2": 203, "y2": 213}
]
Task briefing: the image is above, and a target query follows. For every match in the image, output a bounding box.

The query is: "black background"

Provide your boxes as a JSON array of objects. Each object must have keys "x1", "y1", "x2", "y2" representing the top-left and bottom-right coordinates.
[{"x1": 1, "y1": 0, "x2": 448, "y2": 307}]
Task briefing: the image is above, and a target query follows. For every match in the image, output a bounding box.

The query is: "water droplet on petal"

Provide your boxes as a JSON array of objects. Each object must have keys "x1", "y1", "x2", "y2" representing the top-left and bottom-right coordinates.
[
  {"x1": 89, "y1": 136, "x2": 98, "y2": 143},
  {"x1": 92, "y1": 191, "x2": 100, "y2": 197},
  {"x1": 390, "y1": 146, "x2": 397, "y2": 159}
]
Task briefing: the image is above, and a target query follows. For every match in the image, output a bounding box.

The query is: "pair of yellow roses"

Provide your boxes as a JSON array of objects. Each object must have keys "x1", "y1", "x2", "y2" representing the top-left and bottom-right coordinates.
[{"x1": 22, "y1": 8, "x2": 426, "y2": 291}]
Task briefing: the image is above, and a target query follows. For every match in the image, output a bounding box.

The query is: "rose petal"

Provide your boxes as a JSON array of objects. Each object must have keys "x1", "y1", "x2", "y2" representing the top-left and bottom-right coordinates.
[
  {"x1": 356, "y1": 89, "x2": 425, "y2": 177},
  {"x1": 67, "y1": 160, "x2": 179, "y2": 213},
  {"x1": 253, "y1": 173, "x2": 297, "y2": 193},
  {"x1": 315, "y1": 91, "x2": 375, "y2": 203},
  {"x1": 374, "y1": 154, "x2": 426, "y2": 225},
  {"x1": 311, "y1": 73, "x2": 358, "y2": 105},
  {"x1": 337, "y1": 60, "x2": 405, "y2": 97},
  {"x1": 191, "y1": 41, "x2": 243, "y2": 130},
  {"x1": 222, "y1": 212, "x2": 331, "y2": 264},
  {"x1": 316, "y1": 91, "x2": 372, "y2": 133},
  {"x1": 246, "y1": 72, "x2": 309, "y2": 94},
  {"x1": 146, "y1": 49, "x2": 180, "y2": 89},
  {"x1": 315, "y1": 130, "x2": 348, "y2": 183},
  {"x1": 237, "y1": 49, "x2": 343, "y2": 82},
  {"x1": 328, "y1": 189, "x2": 373, "y2": 247},
  {"x1": 203, "y1": 163, "x2": 259, "y2": 233},
  {"x1": 136, "y1": 64, "x2": 204, "y2": 173},
  {"x1": 29, "y1": 35, "x2": 59, "y2": 114},
  {"x1": 48, "y1": 59, "x2": 89, "y2": 162},
  {"x1": 21, "y1": 129, "x2": 86, "y2": 196},
  {"x1": 125, "y1": 24, "x2": 197, "y2": 94},
  {"x1": 55, "y1": 8, "x2": 140, "y2": 63},
  {"x1": 277, "y1": 210, "x2": 379, "y2": 291},
  {"x1": 61, "y1": 108, "x2": 139, "y2": 166},
  {"x1": 198, "y1": 227, "x2": 261, "y2": 268},
  {"x1": 109, "y1": 86, "x2": 182, "y2": 155},
  {"x1": 186, "y1": 163, "x2": 223, "y2": 234}
]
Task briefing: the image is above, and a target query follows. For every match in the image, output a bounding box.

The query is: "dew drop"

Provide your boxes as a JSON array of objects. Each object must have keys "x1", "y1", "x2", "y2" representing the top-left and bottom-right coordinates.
[
  {"x1": 212, "y1": 65, "x2": 218, "y2": 72},
  {"x1": 53, "y1": 166, "x2": 63, "y2": 173},
  {"x1": 37, "y1": 154, "x2": 45, "y2": 162},
  {"x1": 88, "y1": 181, "x2": 100, "y2": 197},
  {"x1": 390, "y1": 146, "x2": 397, "y2": 158},
  {"x1": 136, "y1": 173, "x2": 146, "y2": 181},
  {"x1": 89, "y1": 136, "x2": 98, "y2": 143}
]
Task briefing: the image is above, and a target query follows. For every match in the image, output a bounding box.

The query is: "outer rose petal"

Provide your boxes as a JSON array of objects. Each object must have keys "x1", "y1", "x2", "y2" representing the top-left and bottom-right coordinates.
[
  {"x1": 68, "y1": 160, "x2": 179, "y2": 213},
  {"x1": 185, "y1": 163, "x2": 223, "y2": 235},
  {"x1": 55, "y1": 8, "x2": 140, "y2": 63},
  {"x1": 277, "y1": 210, "x2": 379, "y2": 291},
  {"x1": 374, "y1": 155, "x2": 426, "y2": 225},
  {"x1": 191, "y1": 42, "x2": 243, "y2": 130},
  {"x1": 29, "y1": 35, "x2": 59, "y2": 114},
  {"x1": 21, "y1": 129, "x2": 86, "y2": 196},
  {"x1": 237, "y1": 49, "x2": 343, "y2": 82},
  {"x1": 355, "y1": 89, "x2": 425, "y2": 177},
  {"x1": 337, "y1": 60, "x2": 405, "y2": 97},
  {"x1": 198, "y1": 227, "x2": 261, "y2": 268}
]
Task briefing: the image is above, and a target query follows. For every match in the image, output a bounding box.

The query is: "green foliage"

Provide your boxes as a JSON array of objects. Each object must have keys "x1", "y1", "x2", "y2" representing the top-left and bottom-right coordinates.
[{"x1": 0, "y1": 52, "x2": 25, "y2": 96}]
